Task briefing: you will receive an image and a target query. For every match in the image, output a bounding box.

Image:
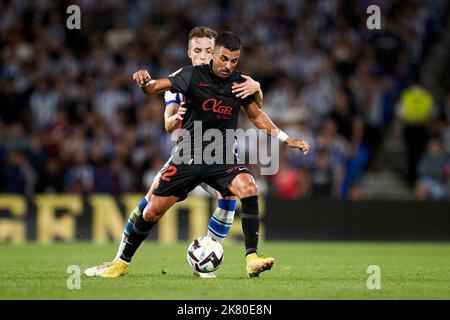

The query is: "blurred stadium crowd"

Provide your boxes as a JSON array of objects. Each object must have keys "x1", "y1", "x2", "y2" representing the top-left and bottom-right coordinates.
[{"x1": 1, "y1": 0, "x2": 449, "y2": 200}]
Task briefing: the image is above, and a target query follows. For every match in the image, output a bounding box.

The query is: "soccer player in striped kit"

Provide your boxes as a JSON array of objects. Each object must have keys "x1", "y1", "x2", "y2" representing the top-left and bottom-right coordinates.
[{"x1": 84, "y1": 27, "x2": 263, "y2": 278}]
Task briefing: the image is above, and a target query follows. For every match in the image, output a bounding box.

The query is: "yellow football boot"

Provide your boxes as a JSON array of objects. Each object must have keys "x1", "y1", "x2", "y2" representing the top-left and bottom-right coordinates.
[
  {"x1": 246, "y1": 252, "x2": 275, "y2": 278},
  {"x1": 100, "y1": 260, "x2": 129, "y2": 278}
]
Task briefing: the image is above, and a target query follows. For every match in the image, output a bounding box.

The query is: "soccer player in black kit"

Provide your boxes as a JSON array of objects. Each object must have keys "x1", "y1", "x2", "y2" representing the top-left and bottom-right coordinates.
[{"x1": 102, "y1": 32, "x2": 309, "y2": 278}]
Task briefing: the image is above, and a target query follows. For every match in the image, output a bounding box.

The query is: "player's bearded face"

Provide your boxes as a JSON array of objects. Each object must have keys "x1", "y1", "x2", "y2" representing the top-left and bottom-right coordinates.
[
  {"x1": 212, "y1": 47, "x2": 240, "y2": 78},
  {"x1": 188, "y1": 37, "x2": 214, "y2": 66}
]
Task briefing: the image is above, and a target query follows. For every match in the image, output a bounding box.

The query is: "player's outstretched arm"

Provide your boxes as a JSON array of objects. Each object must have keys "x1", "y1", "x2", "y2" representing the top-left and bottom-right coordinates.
[
  {"x1": 232, "y1": 75, "x2": 264, "y2": 108},
  {"x1": 242, "y1": 101, "x2": 309, "y2": 155},
  {"x1": 132, "y1": 69, "x2": 173, "y2": 95}
]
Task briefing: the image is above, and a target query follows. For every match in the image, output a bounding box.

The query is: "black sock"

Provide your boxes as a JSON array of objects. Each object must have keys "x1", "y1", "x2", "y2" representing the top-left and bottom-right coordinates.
[
  {"x1": 241, "y1": 195, "x2": 259, "y2": 256},
  {"x1": 120, "y1": 213, "x2": 156, "y2": 263}
]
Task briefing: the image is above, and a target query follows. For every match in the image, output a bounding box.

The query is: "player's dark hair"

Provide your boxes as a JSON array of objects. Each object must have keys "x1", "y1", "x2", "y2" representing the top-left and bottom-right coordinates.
[
  {"x1": 188, "y1": 26, "x2": 217, "y2": 41},
  {"x1": 215, "y1": 31, "x2": 241, "y2": 51}
]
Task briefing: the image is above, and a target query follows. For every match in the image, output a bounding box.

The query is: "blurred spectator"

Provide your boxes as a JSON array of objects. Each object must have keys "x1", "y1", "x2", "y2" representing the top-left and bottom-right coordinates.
[
  {"x1": 371, "y1": 17, "x2": 403, "y2": 76},
  {"x1": 271, "y1": 147, "x2": 309, "y2": 199},
  {"x1": 415, "y1": 137, "x2": 449, "y2": 200},
  {"x1": 442, "y1": 93, "x2": 450, "y2": 155},
  {"x1": 311, "y1": 149, "x2": 334, "y2": 198},
  {"x1": 340, "y1": 118, "x2": 369, "y2": 200},
  {"x1": 2, "y1": 151, "x2": 37, "y2": 197},
  {"x1": 64, "y1": 151, "x2": 95, "y2": 194},
  {"x1": 396, "y1": 83, "x2": 435, "y2": 185},
  {"x1": 314, "y1": 118, "x2": 348, "y2": 198},
  {"x1": 28, "y1": 134, "x2": 47, "y2": 175},
  {"x1": 94, "y1": 158, "x2": 121, "y2": 194},
  {"x1": 36, "y1": 157, "x2": 64, "y2": 194},
  {"x1": 328, "y1": 88, "x2": 357, "y2": 142},
  {"x1": 29, "y1": 80, "x2": 59, "y2": 130},
  {"x1": 3, "y1": 123, "x2": 28, "y2": 152}
]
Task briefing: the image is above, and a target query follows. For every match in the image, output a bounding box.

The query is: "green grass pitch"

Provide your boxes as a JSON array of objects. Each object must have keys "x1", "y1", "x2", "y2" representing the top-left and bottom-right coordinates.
[{"x1": 0, "y1": 242, "x2": 449, "y2": 299}]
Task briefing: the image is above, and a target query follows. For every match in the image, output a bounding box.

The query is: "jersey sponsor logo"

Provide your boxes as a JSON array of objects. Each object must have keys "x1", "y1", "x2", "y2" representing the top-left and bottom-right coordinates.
[{"x1": 202, "y1": 98, "x2": 233, "y2": 116}]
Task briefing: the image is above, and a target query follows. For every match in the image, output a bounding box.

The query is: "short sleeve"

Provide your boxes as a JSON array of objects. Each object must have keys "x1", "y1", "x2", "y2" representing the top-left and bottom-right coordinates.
[
  {"x1": 167, "y1": 66, "x2": 193, "y2": 95},
  {"x1": 241, "y1": 93, "x2": 255, "y2": 106},
  {"x1": 164, "y1": 91, "x2": 182, "y2": 106}
]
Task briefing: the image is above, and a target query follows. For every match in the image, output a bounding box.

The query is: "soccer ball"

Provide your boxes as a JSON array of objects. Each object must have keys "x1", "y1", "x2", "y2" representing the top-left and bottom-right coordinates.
[{"x1": 187, "y1": 236, "x2": 224, "y2": 273}]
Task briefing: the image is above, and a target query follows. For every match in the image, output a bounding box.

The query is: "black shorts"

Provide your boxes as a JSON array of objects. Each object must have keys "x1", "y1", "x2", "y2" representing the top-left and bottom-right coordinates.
[{"x1": 152, "y1": 159, "x2": 251, "y2": 201}]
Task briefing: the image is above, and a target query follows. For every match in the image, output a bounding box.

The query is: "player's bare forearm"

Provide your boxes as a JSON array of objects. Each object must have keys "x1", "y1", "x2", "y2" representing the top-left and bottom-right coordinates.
[
  {"x1": 165, "y1": 114, "x2": 179, "y2": 133},
  {"x1": 140, "y1": 78, "x2": 172, "y2": 95},
  {"x1": 164, "y1": 103, "x2": 186, "y2": 133},
  {"x1": 243, "y1": 102, "x2": 309, "y2": 155},
  {"x1": 164, "y1": 104, "x2": 179, "y2": 133},
  {"x1": 133, "y1": 69, "x2": 173, "y2": 95},
  {"x1": 251, "y1": 110, "x2": 279, "y2": 136},
  {"x1": 243, "y1": 102, "x2": 278, "y2": 136}
]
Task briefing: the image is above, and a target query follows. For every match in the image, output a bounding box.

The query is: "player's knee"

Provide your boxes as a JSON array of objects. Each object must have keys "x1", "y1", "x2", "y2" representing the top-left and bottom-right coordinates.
[
  {"x1": 241, "y1": 182, "x2": 258, "y2": 198},
  {"x1": 143, "y1": 206, "x2": 162, "y2": 222}
]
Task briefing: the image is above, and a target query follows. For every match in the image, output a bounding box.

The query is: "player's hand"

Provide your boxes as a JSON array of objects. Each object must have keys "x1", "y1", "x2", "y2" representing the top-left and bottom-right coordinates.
[
  {"x1": 285, "y1": 137, "x2": 309, "y2": 155},
  {"x1": 232, "y1": 74, "x2": 260, "y2": 99},
  {"x1": 176, "y1": 102, "x2": 187, "y2": 121},
  {"x1": 133, "y1": 69, "x2": 152, "y2": 87}
]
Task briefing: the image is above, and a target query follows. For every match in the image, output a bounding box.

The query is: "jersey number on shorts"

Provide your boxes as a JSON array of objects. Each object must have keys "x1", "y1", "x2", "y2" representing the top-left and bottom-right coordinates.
[{"x1": 161, "y1": 165, "x2": 177, "y2": 182}]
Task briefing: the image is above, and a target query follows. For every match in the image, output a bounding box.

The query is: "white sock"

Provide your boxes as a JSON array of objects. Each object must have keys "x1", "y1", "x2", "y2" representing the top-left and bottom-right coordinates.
[
  {"x1": 112, "y1": 198, "x2": 147, "y2": 261},
  {"x1": 113, "y1": 237, "x2": 128, "y2": 262}
]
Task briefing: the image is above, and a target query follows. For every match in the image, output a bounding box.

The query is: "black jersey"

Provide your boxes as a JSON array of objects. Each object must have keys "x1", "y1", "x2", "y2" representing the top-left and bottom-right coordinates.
[{"x1": 168, "y1": 61, "x2": 254, "y2": 164}]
